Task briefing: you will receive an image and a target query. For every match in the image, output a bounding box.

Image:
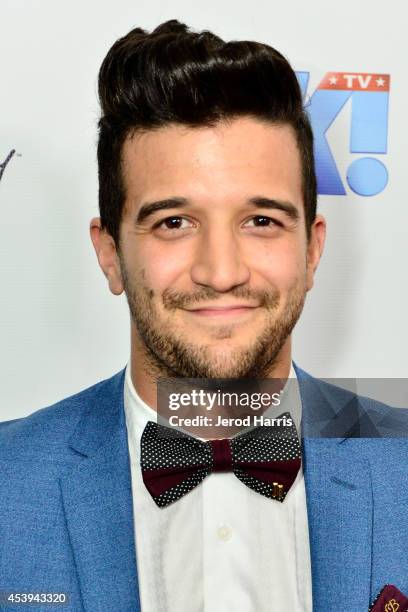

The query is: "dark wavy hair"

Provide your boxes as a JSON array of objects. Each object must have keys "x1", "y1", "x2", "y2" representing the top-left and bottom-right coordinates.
[{"x1": 97, "y1": 19, "x2": 316, "y2": 251}]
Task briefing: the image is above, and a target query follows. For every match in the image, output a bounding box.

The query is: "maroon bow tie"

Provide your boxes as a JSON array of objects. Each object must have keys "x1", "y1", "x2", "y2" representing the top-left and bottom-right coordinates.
[{"x1": 141, "y1": 412, "x2": 301, "y2": 507}]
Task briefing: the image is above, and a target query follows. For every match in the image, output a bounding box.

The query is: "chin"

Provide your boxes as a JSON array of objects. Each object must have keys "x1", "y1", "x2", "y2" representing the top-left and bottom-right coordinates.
[{"x1": 199, "y1": 354, "x2": 254, "y2": 378}]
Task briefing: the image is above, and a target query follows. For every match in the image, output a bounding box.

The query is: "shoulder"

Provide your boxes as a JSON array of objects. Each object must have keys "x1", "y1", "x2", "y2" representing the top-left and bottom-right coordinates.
[
  {"x1": 0, "y1": 367, "x2": 126, "y2": 461},
  {"x1": 293, "y1": 363, "x2": 408, "y2": 437}
]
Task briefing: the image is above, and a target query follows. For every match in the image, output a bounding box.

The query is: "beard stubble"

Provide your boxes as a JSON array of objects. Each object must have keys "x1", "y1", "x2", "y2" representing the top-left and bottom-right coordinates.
[{"x1": 120, "y1": 257, "x2": 306, "y2": 379}]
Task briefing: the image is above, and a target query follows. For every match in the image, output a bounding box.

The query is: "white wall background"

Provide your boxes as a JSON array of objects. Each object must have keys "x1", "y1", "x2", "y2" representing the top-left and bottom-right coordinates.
[{"x1": 1, "y1": 0, "x2": 407, "y2": 421}]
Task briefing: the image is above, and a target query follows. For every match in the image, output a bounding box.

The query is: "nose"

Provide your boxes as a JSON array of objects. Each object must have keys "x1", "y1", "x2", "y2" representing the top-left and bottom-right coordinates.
[{"x1": 190, "y1": 226, "x2": 250, "y2": 292}]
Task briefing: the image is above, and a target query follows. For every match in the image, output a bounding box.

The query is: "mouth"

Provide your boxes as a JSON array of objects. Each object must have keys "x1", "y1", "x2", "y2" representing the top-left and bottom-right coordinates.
[{"x1": 183, "y1": 305, "x2": 259, "y2": 319}]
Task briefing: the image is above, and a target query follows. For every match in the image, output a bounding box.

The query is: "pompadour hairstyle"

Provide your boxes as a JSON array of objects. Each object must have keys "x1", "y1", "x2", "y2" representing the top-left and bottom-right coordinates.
[{"x1": 97, "y1": 19, "x2": 316, "y2": 250}]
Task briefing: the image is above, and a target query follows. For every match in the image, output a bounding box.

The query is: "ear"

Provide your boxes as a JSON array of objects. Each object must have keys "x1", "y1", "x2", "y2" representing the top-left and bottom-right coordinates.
[
  {"x1": 306, "y1": 214, "x2": 326, "y2": 291},
  {"x1": 89, "y1": 217, "x2": 124, "y2": 295}
]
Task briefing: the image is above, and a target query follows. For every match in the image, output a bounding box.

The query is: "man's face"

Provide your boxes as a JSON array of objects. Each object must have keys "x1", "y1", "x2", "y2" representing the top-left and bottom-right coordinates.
[{"x1": 114, "y1": 116, "x2": 324, "y2": 379}]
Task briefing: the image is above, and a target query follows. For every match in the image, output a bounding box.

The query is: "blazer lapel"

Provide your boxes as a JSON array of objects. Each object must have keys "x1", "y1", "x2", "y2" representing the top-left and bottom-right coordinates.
[
  {"x1": 59, "y1": 368, "x2": 141, "y2": 612},
  {"x1": 295, "y1": 366, "x2": 374, "y2": 610}
]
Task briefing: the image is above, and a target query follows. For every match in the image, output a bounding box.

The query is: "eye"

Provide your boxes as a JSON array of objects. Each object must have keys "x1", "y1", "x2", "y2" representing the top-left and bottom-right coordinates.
[
  {"x1": 244, "y1": 216, "x2": 282, "y2": 229},
  {"x1": 154, "y1": 216, "x2": 193, "y2": 231}
]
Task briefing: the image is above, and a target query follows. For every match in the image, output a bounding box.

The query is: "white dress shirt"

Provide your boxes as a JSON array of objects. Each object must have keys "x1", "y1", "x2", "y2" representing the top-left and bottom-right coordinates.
[{"x1": 124, "y1": 362, "x2": 313, "y2": 612}]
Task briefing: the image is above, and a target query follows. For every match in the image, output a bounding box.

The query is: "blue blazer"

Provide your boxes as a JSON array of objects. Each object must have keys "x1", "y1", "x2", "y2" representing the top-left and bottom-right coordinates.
[{"x1": 1, "y1": 365, "x2": 408, "y2": 611}]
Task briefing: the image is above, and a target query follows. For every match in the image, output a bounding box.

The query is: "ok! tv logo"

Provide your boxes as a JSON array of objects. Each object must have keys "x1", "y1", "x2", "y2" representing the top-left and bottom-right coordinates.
[{"x1": 296, "y1": 71, "x2": 390, "y2": 197}]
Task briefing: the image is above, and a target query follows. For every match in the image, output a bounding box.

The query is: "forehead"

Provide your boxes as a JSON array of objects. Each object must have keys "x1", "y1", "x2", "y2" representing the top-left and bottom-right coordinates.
[{"x1": 121, "y1": 116, "x2": 303, "y2": 216}]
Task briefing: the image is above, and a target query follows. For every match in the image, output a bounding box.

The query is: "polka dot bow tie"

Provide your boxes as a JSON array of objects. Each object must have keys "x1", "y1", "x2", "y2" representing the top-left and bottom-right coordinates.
[{"x1": 140, "y1": 412, "x2": 301, "y2": 507}]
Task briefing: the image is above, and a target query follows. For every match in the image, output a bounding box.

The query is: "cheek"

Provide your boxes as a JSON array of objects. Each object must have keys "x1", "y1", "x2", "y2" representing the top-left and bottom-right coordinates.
[
  {"x1": 138, "y1": 244, "x2": 187, "y2": 291},
  {"x1": 250, "y1": 241, "x2": 307, "y2": 290}
]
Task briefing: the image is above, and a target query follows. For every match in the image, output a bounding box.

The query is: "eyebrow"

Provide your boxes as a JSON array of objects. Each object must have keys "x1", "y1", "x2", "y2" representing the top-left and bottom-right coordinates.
[{"x1": 134, "y1": 195, "x2": 300, "y2": 224}]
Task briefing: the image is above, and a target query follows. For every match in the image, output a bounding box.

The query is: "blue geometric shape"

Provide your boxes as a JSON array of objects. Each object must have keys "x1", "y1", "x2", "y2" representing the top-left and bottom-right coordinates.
[
  {"x1": 350, "y1": 92, "x2": 389, "y2": 154},
  {"x1": 346, "y1": 157, "x2": 388, "y2": 196},
  {"x1": 308, "y1": 89, "x2": 352, "y2": 195},
  {"x1": 295, "y1": 71, "x2": 310, "y2": 99}
]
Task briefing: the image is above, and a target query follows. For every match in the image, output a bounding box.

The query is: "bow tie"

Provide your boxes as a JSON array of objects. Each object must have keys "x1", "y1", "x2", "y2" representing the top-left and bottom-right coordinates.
[{"x1": 141, "y1": 412, "x2": 301, "y2": 507}]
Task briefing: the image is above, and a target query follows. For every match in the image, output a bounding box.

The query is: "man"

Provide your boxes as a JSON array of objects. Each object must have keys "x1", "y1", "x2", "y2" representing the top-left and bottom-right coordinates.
[{"x1": 1, "y1": 19, "x2": 408, "y2": 612}]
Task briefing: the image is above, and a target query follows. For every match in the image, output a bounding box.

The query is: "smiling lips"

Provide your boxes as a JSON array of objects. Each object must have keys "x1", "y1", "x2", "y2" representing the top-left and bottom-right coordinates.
[{"x1": 185, "y1": 305, "x2": 259, "y2": 318}]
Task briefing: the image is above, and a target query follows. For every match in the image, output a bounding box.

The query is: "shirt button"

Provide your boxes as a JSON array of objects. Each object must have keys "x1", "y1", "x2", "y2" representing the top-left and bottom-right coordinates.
[{"x1": 217, "y1": 524, "x2": 232, "y2": 541}]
